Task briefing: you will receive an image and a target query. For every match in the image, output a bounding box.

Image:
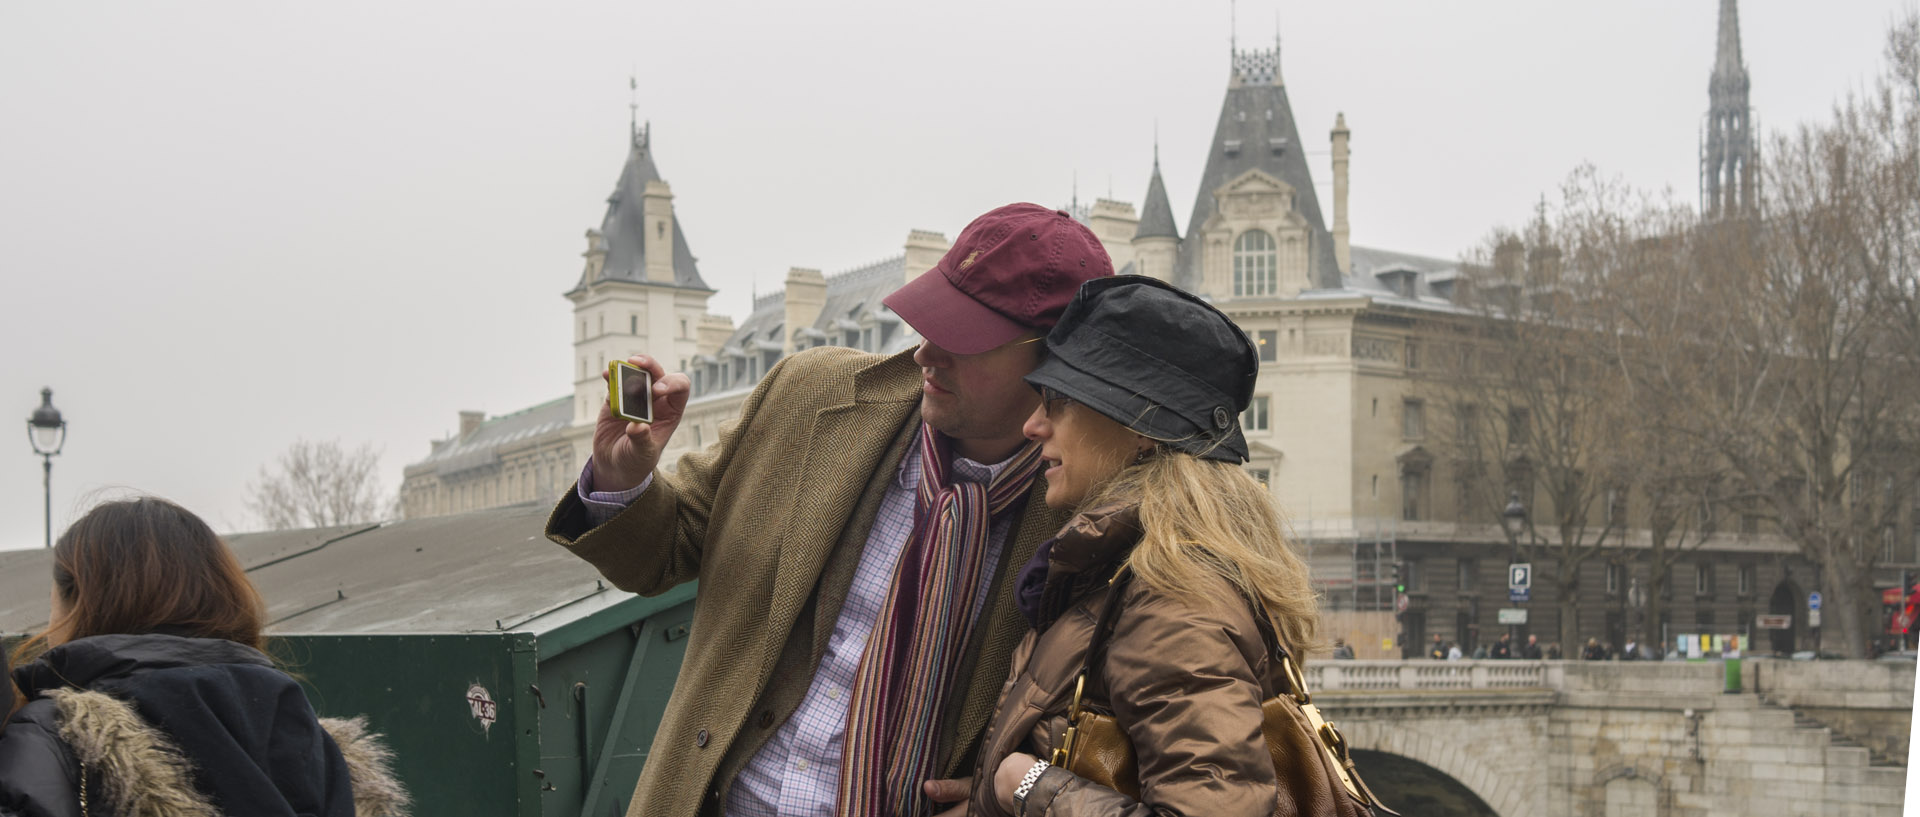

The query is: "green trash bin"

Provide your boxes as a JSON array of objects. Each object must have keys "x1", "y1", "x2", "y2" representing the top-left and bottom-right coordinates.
[{"x1": 1723, "y1": 657, "x2": 1743, "y2": 693}]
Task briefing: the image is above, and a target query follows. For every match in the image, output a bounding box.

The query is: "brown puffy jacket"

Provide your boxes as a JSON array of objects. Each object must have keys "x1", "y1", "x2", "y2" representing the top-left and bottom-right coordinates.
[{"x1": 967, "y1": 503, "x2": 1288, "y2": 817}]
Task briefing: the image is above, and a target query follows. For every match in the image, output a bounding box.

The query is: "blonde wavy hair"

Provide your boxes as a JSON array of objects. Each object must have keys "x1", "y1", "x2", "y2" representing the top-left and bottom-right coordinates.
[{"x1": 1084, "y1": 451, "x2": 1323, "y2": 662}]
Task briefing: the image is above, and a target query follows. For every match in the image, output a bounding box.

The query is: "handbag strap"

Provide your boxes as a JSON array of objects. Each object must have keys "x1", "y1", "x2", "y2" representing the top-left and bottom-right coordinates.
[
  {"x1": 1052, "y1": 563, "x2": 1134, "y2": 765},
  {"x1": 1067, "y1": 564, "x2": 1399, "y2": 816}
]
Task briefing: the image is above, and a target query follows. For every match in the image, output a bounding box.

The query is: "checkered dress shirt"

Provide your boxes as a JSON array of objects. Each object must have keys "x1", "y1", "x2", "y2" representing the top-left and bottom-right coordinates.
[{"x1": 577, "y1": 439, "x2": 1019, "y2": 817}]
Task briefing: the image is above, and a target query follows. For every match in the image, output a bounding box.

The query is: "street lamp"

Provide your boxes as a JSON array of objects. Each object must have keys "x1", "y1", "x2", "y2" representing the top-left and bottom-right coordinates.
[
  {"x1": 1500, "y1": 491, "x2": 1529, "y2": 643},
  {"x1": 1500, "y1": 491, "x2": 1528, "y2": 562},
  {"x1": 27, "y1": 388, "x2": 66, "y2": 548},
  {"x1": 1626, "y1": 577, "x2": 1648, "y2": 658}
]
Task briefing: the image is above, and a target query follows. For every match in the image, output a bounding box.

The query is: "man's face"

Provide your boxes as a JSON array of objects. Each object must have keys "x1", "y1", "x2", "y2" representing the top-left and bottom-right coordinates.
[{"x1": 912, "y1": 335, "x2": 1044, "y2": 460}]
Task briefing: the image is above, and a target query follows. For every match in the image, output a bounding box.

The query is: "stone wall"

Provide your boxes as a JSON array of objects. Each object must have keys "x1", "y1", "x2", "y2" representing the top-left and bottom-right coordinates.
[
  {"x1": 1309, "y1": 661, "x2": 1908, "y2": 816},
  {"x1": 1549, "y1": 662, "x2": 1906, "y2": 817},
  {"x1": 1751, "y1": 658, "x2": 1915, "y2": 765}
]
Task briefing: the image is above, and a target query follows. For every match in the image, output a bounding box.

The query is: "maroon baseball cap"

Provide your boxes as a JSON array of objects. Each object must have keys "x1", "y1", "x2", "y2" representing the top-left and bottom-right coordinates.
[{"x1": 884, "y1": 203, "x2": 1114, "y2": 355}]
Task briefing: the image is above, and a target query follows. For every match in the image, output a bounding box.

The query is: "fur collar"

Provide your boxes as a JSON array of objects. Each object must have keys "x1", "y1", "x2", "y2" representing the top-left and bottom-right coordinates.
[{"x1": 49, "y1": 689, "x2": 409, "y2": 817}]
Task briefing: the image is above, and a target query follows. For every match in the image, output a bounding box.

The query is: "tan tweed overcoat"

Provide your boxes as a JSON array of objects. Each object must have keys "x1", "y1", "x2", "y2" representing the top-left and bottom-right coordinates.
[{"x1": 546, "y1": 346, "x2": 1065, "y2": 817}]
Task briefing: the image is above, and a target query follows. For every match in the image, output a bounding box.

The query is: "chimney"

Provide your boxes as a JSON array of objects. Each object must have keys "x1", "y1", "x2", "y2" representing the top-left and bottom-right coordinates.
[
  {"x1": 696, "y1": 314, "x2": 735, "y2": 357},
  {"x1": 1330, "y1": 113, "x2": 1352, "y2": 276},
  {"x1": 782, "y1": 267, "x2": 827, "y2": 354},
  {"x1": 642, "y1": 180, "x2": 676, "y2": 284},
  {"x1": 1087, "y1": 199, "x2": 1139, "y2": 271},
  {"x1": 458, "y1": 410, "x2": 485, "y2": 438},
  {"x1": 903, "y1": 229, "x2": 950, "y2": 285}
]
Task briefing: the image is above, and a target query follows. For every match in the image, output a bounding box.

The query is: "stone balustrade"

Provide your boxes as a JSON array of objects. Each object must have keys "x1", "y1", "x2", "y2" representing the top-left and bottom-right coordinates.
[{"x1": 1307, "y1": 659, "x2": 1548, "y2": 691}]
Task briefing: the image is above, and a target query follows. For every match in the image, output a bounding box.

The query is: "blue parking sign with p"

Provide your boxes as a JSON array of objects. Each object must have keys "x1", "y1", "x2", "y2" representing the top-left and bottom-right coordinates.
[{"x1": 1509, "y1": 563, "x2": 1532, "y2": 592}]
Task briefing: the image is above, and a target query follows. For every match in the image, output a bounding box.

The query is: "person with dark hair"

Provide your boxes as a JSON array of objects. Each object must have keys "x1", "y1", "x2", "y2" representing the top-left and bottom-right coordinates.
[{"x1": 0, "y1": 497, "x2": 408, "y2": 817}]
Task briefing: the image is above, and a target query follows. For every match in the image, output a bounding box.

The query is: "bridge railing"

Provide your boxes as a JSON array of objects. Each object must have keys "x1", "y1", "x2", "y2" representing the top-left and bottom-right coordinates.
[{"x1": 1308, "y1": 659, "x2": 1549, "y2": 691}]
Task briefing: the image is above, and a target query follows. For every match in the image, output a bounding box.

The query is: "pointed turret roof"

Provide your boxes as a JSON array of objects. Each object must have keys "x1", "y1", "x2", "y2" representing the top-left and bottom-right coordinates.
[
  {"x1": 1176, "y1": 42, "x2": 1341, "y2": 291},
  {"x1": 1709, "y1": 0, "x2": 1749, "y2": 106},
  {"x1": 1134, "y1": 147, "x2": 1179, "y2": 240},
  {"x1": 574, "y1": 125, "x2": 711, "y2": 292}
]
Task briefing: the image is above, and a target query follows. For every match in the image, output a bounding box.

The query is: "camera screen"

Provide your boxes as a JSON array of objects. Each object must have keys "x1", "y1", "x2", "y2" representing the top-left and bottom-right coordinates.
[{"x1": 618, "y1": 365, "x2": 650, "y2": 421}]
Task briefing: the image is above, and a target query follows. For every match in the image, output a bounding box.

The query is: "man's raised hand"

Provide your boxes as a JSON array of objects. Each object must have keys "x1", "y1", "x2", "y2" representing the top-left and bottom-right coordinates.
[{"x1": 591, "y1": 355, "x2": 691, "y2": 493}]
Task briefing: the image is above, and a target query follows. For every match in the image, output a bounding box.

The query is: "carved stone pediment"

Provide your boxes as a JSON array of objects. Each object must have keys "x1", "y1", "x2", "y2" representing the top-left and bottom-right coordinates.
[{"x1": 1214, "y1": 169, "x2": 1305, "y2": 223}]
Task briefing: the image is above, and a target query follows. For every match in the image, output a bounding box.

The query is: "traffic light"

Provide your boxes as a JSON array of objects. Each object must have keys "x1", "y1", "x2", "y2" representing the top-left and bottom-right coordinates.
[{"x1": 1391, "y1": 562, "x2": 1407, "y2": 594}]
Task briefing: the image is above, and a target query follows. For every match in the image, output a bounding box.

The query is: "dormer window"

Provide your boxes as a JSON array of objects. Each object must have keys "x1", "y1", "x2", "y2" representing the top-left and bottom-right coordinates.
[
  {"x1": 1374, "y1": 265, "x2": 1421, "y2": 299},
  {"x1": 1223, "y1": 139, "x2": 1243, "y2": 156}
]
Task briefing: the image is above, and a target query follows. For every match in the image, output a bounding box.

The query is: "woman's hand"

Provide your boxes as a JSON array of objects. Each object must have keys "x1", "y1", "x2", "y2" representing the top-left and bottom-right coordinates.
[{"x1": 994, "y1": 751, "x2": 1042, "y2": 814}]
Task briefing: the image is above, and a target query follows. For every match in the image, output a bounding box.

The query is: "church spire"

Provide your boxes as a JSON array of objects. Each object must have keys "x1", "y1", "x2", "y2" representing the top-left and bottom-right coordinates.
[
  {"x1": 1702, "y1": 0, "x2": 1755, "y2": 218},
  {"x1": 1713, "y1": 0, "x2": 1744, "y2": 79}
]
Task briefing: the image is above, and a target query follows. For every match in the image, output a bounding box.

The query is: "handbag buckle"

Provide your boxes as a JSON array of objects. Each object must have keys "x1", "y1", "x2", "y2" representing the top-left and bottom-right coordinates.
[
  {"x1": 1280, "y1": 654, "x2": 1312, "y2": 705},
  {"x1": 1052, "y1": 673, "x2": 1087, "y2": 765},
  {"x1": 1299, "y1": 700, "x2": 1367, "y2": 804}
]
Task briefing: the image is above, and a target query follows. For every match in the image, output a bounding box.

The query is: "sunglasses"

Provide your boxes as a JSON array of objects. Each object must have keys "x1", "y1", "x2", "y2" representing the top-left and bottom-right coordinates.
[{"x1": 1038, "y1": 386, "x2": 1077, "y2": 418}]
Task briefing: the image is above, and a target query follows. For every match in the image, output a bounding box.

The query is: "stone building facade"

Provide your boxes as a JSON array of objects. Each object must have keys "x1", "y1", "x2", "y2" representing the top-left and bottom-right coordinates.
[{"x1": 402, "y1": 5, "x2": 1918, "y2": 659}]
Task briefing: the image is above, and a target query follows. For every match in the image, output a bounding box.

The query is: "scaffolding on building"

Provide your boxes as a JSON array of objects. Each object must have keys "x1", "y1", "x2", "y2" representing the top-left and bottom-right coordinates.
[{"x1": 1294, "y1": 515, "x2": 1404, "y2": 613}]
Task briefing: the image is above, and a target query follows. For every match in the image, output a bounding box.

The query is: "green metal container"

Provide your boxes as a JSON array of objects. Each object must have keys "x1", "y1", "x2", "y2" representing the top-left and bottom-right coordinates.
[{"x1": 280, "y1": 584, "x2": 694, "y2": 817}]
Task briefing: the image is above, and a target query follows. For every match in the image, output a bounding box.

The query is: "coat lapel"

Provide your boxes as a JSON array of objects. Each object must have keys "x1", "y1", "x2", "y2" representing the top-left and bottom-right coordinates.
[{"x1": 762, "y1": 353, "x2": 922, "y2": 660}]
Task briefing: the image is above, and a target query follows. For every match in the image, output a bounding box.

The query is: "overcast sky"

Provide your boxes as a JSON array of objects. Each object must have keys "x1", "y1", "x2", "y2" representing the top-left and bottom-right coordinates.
[{"x1": 1, "y1": 1, "x2": 1911, "y2": 548}]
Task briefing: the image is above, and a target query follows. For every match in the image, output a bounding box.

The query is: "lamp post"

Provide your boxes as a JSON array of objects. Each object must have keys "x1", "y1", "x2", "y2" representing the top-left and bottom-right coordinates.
[
  {"x1": 1626, "y1": 577, "x2": 1647, "y2": 658},
  {"x1": 27, "y1": 388, "x2": 66, "y2": 548},
  {"x1": 1500, "y1": 491, "x2": 1529, "y2": 642}
]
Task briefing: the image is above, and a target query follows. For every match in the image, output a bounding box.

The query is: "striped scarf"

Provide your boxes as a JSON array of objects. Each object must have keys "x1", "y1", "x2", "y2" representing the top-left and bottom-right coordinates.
[{"x1": 838, "y1": 424, "x2": 1044, "y2": 817}]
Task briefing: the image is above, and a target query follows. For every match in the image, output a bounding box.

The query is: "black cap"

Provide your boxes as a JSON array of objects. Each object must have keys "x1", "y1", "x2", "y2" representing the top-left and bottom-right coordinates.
[{"x1": 1025, "y1": 276, "x2": 1258, "y2": 462}]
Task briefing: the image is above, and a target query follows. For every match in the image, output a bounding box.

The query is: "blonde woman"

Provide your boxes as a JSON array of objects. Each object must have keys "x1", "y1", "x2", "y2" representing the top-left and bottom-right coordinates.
[{"x1": 964, "y1": 276, "x2": 1323, "y2": 817}]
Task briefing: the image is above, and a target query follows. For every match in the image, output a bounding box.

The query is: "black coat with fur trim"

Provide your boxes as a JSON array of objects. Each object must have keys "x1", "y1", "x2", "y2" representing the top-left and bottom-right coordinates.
[{"x1": 0, "y1": 633, "x2": 406, "y2": 817}]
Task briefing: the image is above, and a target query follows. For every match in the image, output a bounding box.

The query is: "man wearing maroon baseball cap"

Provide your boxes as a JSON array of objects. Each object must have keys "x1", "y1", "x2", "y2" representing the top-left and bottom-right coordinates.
[{"x1": 545, "y1": 202, "x2": 1111, "y2": 817}]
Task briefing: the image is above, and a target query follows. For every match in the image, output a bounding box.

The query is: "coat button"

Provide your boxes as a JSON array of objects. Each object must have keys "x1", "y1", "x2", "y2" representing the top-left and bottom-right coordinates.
[
  {"x1": 757, "y1": 710, "x2": 775, "y2": 729},
  {"x1": 696, "y1": 729, "x2": 710, "y2": 748}
]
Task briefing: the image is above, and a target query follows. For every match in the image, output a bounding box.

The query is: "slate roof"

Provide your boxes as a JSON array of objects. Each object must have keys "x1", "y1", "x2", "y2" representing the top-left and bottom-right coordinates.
[
  {"x1": 1175, "y1": 50, "x2": 1341, "y2": 292},
  {"x1": 405, "y1": 397, "x2": 571, "y2": 479},
  {"x1": 1309, "y1": 244, "x2": 1464, "y2": 310},
  {"x1": 1135, "y1": 158, "x2": 1179, "y2": 240},
  {"x1": 571, "y1": 126, "x2": 712, "y2": 293},
  {"x1": 691, "y1": 256, "x2": 918, "y2": 397}
]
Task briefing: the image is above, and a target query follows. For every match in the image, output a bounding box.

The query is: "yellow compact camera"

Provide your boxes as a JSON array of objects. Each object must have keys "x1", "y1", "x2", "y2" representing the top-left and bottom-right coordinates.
[{"x1": 607, "y1": 361, "x2": 654, "y2": 424}]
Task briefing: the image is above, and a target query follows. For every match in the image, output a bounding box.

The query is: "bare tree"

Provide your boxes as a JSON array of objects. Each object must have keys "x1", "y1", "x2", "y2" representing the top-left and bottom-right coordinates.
[
  {"x1": 1438, "y1": 173, "x2": 1643, "y2": 654},
  {"x1": 246, "y1": 439, "x2": 389, "y2": 531},
  {"x1": 1653, "y1": 14, "x2": 1920, "y2": 658},
  {"x1": 1597, "y1": 211, "x2": 1727, "y2": 652}
]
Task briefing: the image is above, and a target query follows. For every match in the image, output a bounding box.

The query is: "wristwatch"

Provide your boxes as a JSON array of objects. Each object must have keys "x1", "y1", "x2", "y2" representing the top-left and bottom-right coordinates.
[{"x1": 1012, "y1": 759, "x2": 1051, "y2": 814}]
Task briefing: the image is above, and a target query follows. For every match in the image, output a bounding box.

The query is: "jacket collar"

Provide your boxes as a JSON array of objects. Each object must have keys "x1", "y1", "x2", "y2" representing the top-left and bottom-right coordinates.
[
  {"x1": 1018, "y1": 502, "x2": 1142, "y2": 630},
  {"x1": 15, "y1": 633, "x2": 272, "y2": 696},
  {"x1": 852, "y1": 347, "x2": 922, "y2": 404}
]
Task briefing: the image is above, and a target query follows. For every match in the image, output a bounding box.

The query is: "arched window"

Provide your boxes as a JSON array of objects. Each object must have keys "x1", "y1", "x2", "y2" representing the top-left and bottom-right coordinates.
[{"x1": 1234, "y1": 230, "x2": 1277, "y2": 296}]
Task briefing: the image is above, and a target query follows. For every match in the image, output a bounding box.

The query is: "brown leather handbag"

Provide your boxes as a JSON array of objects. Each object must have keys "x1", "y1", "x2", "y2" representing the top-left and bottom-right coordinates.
[{"x1": 1050, "y1": 569, "x2": 1397, "y2": 817}]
